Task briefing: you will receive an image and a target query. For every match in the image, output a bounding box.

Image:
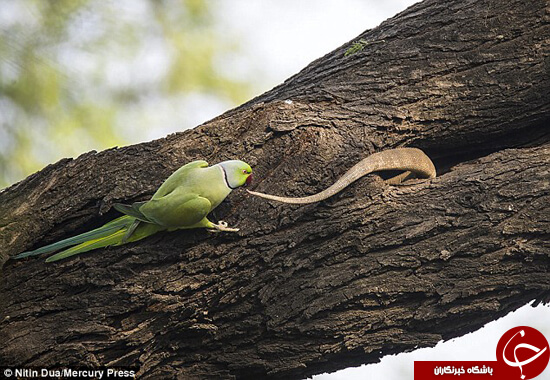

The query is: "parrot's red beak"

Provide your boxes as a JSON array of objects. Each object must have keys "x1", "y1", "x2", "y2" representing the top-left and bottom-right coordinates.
[{"x1": 245, "y1": 174, "x2": 253, "y2": 187}]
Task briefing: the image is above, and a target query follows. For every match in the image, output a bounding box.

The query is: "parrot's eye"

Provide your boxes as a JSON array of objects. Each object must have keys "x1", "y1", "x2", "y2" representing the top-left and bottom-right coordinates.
[{"x1": 242, "y1": 169, "x2": 248, "y2": 174}]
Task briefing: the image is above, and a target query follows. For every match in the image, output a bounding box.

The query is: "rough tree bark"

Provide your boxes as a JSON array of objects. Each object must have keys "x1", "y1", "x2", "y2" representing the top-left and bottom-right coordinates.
[{"x1": 1, "y1": 0, "x2": 549, "y2": 378}]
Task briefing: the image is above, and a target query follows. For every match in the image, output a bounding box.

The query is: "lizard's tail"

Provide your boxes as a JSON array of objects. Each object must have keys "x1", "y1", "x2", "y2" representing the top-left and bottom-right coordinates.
[{"x1": 247, "y1": 148, "x2": 436, "y2": 204}]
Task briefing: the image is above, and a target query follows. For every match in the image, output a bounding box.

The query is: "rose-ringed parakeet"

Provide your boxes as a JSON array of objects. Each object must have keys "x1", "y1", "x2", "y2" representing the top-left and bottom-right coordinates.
[{"x1": 13, "y1": 160, "x2": 252, "y2": 262}]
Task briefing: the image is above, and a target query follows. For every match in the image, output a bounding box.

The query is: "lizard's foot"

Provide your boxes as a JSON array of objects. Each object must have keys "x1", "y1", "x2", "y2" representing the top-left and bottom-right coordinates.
[
  {"x1": 207, "y1": 220, "x2": 239, "y2": 233},
  {"x1": 392, "y1": 178, "x2": 430, "y2": 187}
]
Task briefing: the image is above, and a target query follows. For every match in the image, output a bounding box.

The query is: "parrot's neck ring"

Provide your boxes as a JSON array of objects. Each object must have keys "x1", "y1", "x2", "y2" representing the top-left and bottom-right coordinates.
[{"x1": 219, "y1": 165, "x2": 236, "y2": 190}]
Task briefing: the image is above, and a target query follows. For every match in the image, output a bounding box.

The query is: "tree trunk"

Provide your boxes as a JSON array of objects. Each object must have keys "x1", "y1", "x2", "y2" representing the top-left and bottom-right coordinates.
[{"x1": 1, "y1": 0, "x2": 549, "y2": 378}]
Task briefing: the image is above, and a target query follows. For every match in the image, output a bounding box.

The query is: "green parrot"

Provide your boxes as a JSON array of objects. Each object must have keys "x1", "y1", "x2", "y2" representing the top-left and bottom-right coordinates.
[{"x1": 13, "y1": 160, "x2": 253, "y2": 263}]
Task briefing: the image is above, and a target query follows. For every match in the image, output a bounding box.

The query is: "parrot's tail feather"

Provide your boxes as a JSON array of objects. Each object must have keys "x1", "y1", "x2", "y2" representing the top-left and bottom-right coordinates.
[
  {"x1": 45, "y1": 229, "x2": 127, "y2": 263},
  {"x1": 12, "y1": 216, "x2": 133, "y2": 259}
]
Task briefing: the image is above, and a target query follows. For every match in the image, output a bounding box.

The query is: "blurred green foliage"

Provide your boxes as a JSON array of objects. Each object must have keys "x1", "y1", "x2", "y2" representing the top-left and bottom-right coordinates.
[{"x1": 0, "y1": 0, "x2": 250, "y2": 188}]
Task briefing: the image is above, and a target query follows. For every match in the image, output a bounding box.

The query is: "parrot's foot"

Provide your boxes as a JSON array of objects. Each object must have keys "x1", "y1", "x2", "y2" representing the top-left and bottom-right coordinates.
[{"x1": 207, "y1": 221, "x2": 239, "y2": 233}]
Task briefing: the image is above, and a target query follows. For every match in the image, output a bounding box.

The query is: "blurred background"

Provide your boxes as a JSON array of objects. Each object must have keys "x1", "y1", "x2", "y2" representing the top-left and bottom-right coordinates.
[
  {"x1": 0, "y1": 0, "x2": 417, "y2": 188},
  {"x1": 1, "y1": 0, "x2": 548, "y2": 378}
]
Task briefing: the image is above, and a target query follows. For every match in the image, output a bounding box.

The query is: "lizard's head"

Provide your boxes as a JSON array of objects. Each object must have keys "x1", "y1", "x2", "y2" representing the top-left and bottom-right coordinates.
[{"x1": 218, "y1": 160, "x2": 253, "y2": 189}]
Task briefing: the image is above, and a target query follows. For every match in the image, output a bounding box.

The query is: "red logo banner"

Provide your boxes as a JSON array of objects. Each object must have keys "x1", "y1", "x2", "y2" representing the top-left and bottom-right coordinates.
[
  {"x1": 414, "y1": 326, "x2": 549, "y2": 380},
  {"x1": 415, "y1": 361, "x2": 506, "y2": 379}
]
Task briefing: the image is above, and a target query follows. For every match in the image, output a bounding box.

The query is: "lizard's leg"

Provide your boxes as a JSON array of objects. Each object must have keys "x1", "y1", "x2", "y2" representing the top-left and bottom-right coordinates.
[{"x1": 385, "y1": 171, "x2": 415, "y2": 185}]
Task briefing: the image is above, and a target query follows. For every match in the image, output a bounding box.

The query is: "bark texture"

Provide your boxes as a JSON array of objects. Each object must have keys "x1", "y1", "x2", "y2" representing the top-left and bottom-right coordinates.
[{"x1": 1, "y1": 0, "x2": 549, "y2": 378}]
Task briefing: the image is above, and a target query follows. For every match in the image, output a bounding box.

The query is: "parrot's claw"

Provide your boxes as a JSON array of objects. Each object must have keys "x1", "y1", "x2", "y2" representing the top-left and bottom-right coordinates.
[{"x1": 208, "y1": 220, "x2": 239, "y2": 233}]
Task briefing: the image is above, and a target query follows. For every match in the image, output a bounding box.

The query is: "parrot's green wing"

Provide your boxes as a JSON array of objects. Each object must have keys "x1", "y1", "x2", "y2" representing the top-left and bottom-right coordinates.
[
  {"x1": 113, "y1": 201, "x2": 151, "y2": 242},
  {"x1": 152, "y1": 160, "x2": 209, "y2": 199},
  {"x1": 114, "y1": 201, "x2": 151, "y2": 222},
  {"x1": 114, "y1": 160, "x2": 210, "y2": 239},
  {"x1": 140, "y1": 190, "x2": 212, "y2": 228},
  {"x1": 121, "y1": 218, "x2": 141, "y2": 243},
  {"x1": 182, "y1": 160, "x2": 209, "y2": 169}
]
